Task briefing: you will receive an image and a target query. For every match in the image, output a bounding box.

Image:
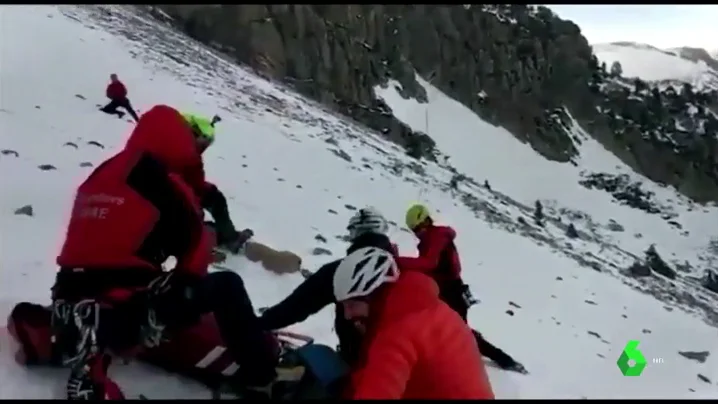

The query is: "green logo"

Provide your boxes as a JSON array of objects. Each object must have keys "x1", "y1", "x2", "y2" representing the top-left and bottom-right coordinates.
[{"x1": 617, "y1": 340, "x2": 647, "y2": 376}]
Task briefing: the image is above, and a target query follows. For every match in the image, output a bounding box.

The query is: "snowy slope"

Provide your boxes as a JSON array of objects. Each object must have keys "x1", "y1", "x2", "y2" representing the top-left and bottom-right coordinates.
[
  {"x1": 593, "y1": 42, "x2": 718, "y2": 91},
  {"x1": 1, "y1": 5, "x2": 717, "y2": 399},
  {"x1": 376, "y1": 77, "x2": 718, "y2": 272}
]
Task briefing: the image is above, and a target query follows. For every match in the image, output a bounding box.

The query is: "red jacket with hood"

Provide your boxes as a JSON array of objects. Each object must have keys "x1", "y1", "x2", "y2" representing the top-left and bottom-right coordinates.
[
  {"x1": 124, "y1": 106, "x2": 214, "y2": 199},
  {"x1": 396, "y1": 225, "x2": 461, "y2": 283},
  {"x1": 56, "y1": 105, "x2": 213, "y2": 277},
  {"x1": 344, "y1": 271, "x2": 494, "y2": 399}
]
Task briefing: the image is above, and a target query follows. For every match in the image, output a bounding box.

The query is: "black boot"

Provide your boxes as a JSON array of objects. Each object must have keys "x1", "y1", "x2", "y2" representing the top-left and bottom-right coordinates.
[
  {"x1": 205, "y1": 221, "x2": 252, "y2": 254},
  {"x1": 201, "y1": 186, "x2": 250, "y2": 253},
  {"x1": 473, "y1": 330, "x2": 527, "y2": 373},
  {"x1": 501, "y1": 361, "x2": 528, "y2": 374},
  {"x1": 217, "y1": 227, "x2": 253, "y2": 254}
]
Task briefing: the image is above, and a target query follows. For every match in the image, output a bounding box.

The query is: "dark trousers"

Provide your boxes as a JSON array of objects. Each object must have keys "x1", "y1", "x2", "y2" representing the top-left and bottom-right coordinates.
[
  {"x1": 201, "y1": 185, "x2": 237, "y2": 245},
  {"x1": 100, "y1": 98, "x2": 139, "y2": 121},
  {"x1": 191, "y1": 271, "x2": 279, "y2": 386},
  {"x1": 472, "y1": 330, "x2": 516, "y2": 368},
  {"x1": 440, "y1": 281, "x2": 517, "y2": 368}
]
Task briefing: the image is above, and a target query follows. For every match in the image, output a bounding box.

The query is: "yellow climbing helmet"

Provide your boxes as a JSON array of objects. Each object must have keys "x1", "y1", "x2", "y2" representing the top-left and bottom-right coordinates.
[
  {"x1": 405, "y1": 203, "x2": 431, "y2": 230},
  {"x1": 181, "y1": 112, "x2": 217, "y2": 143}
]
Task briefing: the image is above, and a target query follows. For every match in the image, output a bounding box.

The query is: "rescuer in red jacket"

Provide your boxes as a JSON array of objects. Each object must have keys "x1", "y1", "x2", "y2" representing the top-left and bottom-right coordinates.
[
  {"x1": 99, "y1": 73, "x2": 140, "y2": 122},
  {"x1": 7, "y1": 105, "x2": 288, "y2": 400},
  {"x1": 397, "y1": 203, "x2": 527, "y2": 374},
  {"x1": 125, "y1": 110, "x2": 251, "y2": 254},
  {"x1": 333, "y1": 247, "x2": 495, "y2": 399}
]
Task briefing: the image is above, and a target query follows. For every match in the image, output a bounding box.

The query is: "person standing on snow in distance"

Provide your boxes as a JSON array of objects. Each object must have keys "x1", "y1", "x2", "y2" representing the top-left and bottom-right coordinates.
[
  {"x1": 399, "y1": 203, "x2": 527, "y2": 374},
  {"x1": 99, "y1": 74, "x2": 140, "y2": 122},
  {"x1": 8, "y1": 105, "x2": 301, "y2": 400},
  {"x1": 334, "y1": 247, "x2": 495, "y2": 399},
  {"x1": 260, "y1": 207, "x2": 397, "y2": 367}
]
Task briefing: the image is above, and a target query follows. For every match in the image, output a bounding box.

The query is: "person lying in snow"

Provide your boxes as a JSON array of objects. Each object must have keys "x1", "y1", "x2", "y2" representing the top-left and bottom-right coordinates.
[
  {"x1": 260, "y1": 207, "x2": 395, "y2": 367},
  {"x1": 260, "y1": 206, "x2": 524, "y2": 375},
  {"x1": 261, "y1": 207, "x2": 494, "y2": 398}
]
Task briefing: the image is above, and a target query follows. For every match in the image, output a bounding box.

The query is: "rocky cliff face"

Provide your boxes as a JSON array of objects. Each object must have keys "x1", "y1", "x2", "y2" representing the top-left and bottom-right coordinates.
[{"x1": 147, "y1": 4, "x2": 718, "y2": 202}]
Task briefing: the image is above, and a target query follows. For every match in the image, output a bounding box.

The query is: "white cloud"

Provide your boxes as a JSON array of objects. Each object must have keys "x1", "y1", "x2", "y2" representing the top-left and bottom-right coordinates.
[{"x1": 548, "y1": 5, "x2": 718, "y2": 50}]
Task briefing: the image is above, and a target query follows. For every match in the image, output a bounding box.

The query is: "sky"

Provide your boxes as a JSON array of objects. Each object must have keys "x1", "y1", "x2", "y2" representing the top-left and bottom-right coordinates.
[{"x1": 547, "y1": 5, "x2": 718, "y2": 51}]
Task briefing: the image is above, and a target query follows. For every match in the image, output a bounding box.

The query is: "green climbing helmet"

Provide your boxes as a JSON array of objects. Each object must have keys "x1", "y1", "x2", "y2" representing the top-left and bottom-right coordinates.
[{"x1": 181, "y1": 112, "x2": 220, "y2": 144}]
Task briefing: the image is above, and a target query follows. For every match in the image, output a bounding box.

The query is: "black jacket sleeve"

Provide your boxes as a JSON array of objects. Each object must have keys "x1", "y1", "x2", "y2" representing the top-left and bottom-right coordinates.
[{"x1": 259, "y1": 260, "x2": 338, "y2": 331}]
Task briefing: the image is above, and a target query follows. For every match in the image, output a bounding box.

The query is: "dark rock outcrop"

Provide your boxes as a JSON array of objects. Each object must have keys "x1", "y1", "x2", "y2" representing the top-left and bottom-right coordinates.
[
  {"x1": 702, "y1": 270, "x2": 718, "y2": 294},
  {"x1": 578, "y1": 172, "x2": 663, "y2": 214},
  {"x1": 677, "y1": 350, "x2": 710, "y2": 364},
  {"x1": 565, "y1": 223, "x2": 579, "y2": 239},
  {"x1": 627, "y1": 261, "x2": 652, "y2": 278},
  {"x1": 147, "y1": 5, "x2": 718, "y2": 201},
  {"x1": 645, "y1": 244, "x2": 677, "y2": 280},
  {"x1": 625, "y1": 245, "x2": 678, "y2": 280}
]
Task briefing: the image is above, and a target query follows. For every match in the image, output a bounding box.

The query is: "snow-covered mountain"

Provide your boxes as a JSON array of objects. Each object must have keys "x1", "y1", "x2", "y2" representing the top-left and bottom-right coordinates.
[
  {"x1": 593, "y1": 42, "x2": 718, "y2": 92},
  {"x1": 1, "y1": 5, "x2": 718, "y2": 399},
  {"x1": 668, "y1": 46, "x2": 718, "y2": 73}
]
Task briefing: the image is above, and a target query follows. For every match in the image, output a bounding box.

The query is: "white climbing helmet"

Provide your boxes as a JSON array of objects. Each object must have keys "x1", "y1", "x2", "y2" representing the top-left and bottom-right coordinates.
[
  {"x1": 347, "y1": 207, "x2": 389, "y2": 240},
  {"x1": 333, "y1": 246, "x2": 399, "y2": 302}
]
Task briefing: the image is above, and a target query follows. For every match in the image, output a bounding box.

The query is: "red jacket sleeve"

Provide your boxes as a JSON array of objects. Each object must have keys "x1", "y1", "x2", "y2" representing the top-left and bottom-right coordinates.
[
  {"x1": 346, "y1": 327, "x2": 417, "y2": 399},
  {"x1": 395, "y1": 226, "x2": 455, "y2": 273}
]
